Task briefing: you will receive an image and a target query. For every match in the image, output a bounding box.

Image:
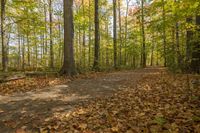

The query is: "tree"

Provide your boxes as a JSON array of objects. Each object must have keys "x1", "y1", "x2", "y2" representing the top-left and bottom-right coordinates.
[
  {"x1": 60, "y1": 0, "x2": 76, "y2": 76},
  {"x1": 93, "y1": 0, "x2": 100, "y2": 71},
  {"x1": 1, "y1": 0, "x2": 8, "y2": 72},
  {"x1": 141, "y1": 0, "x2": 146, "y2": 68},
  {"x1": 191, "y1": 15, "x2": 200, "y2": 73},
  {"x1": 0, "y1": 0, "x2": 199, "y2": 73},
  {"x1": 88, "y1": 0, "x2": 92, "y2": 67},
  {"x1": 49, "y1": 0, "x2": 54, "y2": 69},
  {"x1": 161, "y1": 0, "x2": 167, "y2": 67},
  {"x1": 118, "y1": 0, "x2": 122, "y2": 66},
  {"x1": 186, "y1": 17, "x2": 193, "y2": 68},
  {"x1": 124, "y1": 0, "x2": 131, "y2": 65},
  {"x1": 174, "y1": 0, "x2": 182, "y2": 70},
  {"x1": 113, "y1": 0, "x2": 117, "y2": 68}
]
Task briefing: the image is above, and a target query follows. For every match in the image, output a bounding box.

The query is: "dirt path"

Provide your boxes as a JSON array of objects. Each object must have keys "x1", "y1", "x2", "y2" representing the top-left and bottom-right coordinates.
[{"x1": 0, "y1": 67, "x2": 165, "y2": 132}]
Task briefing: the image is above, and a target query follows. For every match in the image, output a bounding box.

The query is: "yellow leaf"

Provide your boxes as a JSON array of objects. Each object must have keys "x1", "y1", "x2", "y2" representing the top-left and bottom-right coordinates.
[
  {"x1": 79, "y1": 123, "x2": 87, "y2": 130},
  {"x1": 111, "y1": 126, "x2": 119, "y2": 132}
]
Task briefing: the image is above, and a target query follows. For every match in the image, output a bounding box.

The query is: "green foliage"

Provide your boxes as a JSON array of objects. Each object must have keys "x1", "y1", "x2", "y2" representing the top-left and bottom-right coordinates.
[
  {"x1": 192, "y1": 115, "x2": 200, "y2": 122},
  {"x1": 153, "y1": 116, "x2": 167, "y2": 126},
  {"x1": 1, "y1": 0, "x2": 200, "y2": 72}
]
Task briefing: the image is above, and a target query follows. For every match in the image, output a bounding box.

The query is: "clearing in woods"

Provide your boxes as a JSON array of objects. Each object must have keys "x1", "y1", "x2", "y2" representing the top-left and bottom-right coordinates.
[{"x1": 0, "y1": 67, "x2": 199, "y2": 132}]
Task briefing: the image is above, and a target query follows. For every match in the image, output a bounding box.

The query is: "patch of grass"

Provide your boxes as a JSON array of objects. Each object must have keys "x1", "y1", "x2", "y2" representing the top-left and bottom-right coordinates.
[
  {"x1": 191, "y1": 95, "x2": 199, "y2": 100},
  {"x1": 192, "y1": 115, "x2": 200, "y2": 122},
  {"x1": 153, "y1": 117, "x2": 167, "y2": 126}
]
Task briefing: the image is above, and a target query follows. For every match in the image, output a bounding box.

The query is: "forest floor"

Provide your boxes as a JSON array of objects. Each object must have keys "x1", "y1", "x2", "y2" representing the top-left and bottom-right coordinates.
[{"x1": 0, "y1": 67, "x2": 199, "y2": 133}]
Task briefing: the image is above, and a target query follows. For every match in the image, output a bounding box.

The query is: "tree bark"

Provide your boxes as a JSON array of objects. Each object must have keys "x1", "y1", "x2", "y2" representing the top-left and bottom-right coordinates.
[
  {"x1": 106, "y1": 19, "x2": 109, "y2": 66},
  {"x1": 191, "y1": 15, "x2": 200, "y2": 73},
  {"x1": 162, "y1": 0, "x2": 167, "y2": 67},
  {"x1": 124, "y1": 0, "x2": 130, "y2": 65},
  {"x1": 22, "y1": 36, "x2": 25, "y2": 71},
  {"x1": 174, "y1": 0, "x2": 182, "y2": 69},
  {"x1": 49, "y1": 0, "x2": 54, "y2": 69},
  {"x1": 175, "y1": 22, "x2": 182, "y2": 69},
  {"x1": 118, "y1": 0, "x2": 122, "y2": 66},
  {"x1": 17, "y1": 27, "x2": 21, "y2": 69},
  {"x1": 151, "y1": 34, "x2": 155, "y2": 66},
  {"x1": 186, "y1": 17, "x2": 193, "y2": 65},
  {"x1": 60, "y1": 0, "x2": 76, "y2": 76},
  {"x1": 1, "y1": 0, "x2": 8, "y2": 72},
  {"x1": 93, "y1": 0, "x2": 100, "y2": 71},
  {"x1": 141, "y1": 0, "x2": 146, "y2": 68},
  {"x1": 27, "y1": 32, "x2": 30, "y2": 66},
  {"x1": 88, "y1": 0, "x2": 92, "y2": 68},
  {"x1": 82, "y1": 0, "x2": 86, "y2": 68},
  {"x1": 44, "y1": 3, "x2": 48, "y2": 54},
  {"x1": 113, "y1": 0, "x2": 117, "y2": 68},
  {"x1": 58, "y1": 15, "x2": 62, "y2": 66}
]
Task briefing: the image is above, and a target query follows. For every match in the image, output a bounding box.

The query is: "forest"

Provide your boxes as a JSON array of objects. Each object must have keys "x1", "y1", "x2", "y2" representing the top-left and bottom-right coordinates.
[{"x1": 0, "y1": 0, "x2": 200, "y2": 132}]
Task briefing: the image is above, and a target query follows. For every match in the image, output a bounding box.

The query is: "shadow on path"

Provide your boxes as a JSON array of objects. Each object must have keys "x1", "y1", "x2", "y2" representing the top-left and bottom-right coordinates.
[{"x1": 0, "y1": 67, "x2": 164, "y2": 132}]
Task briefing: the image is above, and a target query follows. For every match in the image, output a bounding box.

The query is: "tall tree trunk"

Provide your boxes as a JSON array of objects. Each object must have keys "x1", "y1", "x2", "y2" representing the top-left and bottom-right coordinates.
[
  {"x1": 34, "y1": 30, "x2": 38, "y2": 70},
  {"x1": 113, "y1": 0, "x2": 117, "y2": 68},
  {"x1": 175, "y1": 21, "x2": 182, "y2": 69},
  {"x1": 27, "y1": 32, "x2": 30, "y2": 66},
  {"x1": 93, "y1": 0, "x2": 100, "y2": 71},
  {"x1": 106, "y1": 18, "x2": 109, "y2": 66},
  {"x1": 141, "y1": 0, "x2": 146, "y2": 68},
  {"x1": 156, "y1": 43, "x2": 159, "y2": 66},
  {"x1": 49, "y1": 0, "x2": 54, "y2": 69},
  {"x1": 171, "y1": 27, "x2": 176, "y2": 67},
  {"x1": 18, "y1": 28, "x2": 21, "y2": 69},
  {"x1": 82, "y1": 0, "x2": 86, "y2": 68},
  {"x1": 78, "y1": 26, "x2": 82, "y2": 67},
  {"x1": 162, "y1": 0, "x2": 167, "y2": 67},
  {"x1": 75, "y1": 30, "x2": 79, "y2": 68},
  {"x1": 40, "y1": 34, "x2": 43, "y2": 62},
  {"x1": 58, "y1": 15, "x2": 62, "y2": 66},
  {"x1": 124, "y1": 0, "x2": 130, "y2": 65},
  {"x1": 88, "y1": 0, "x2": 92, "y2": 68},
  {"x1": 60, "y1": 0, "x2": 76, "y2": 76},
  {"x1": 186, "y1": 17, "x2": 193, "y2": 66},
  {"x1": 174, "y1": 0, "x2": 182, "y2": 69},
  {"x1": 118, "y1": 0, "x2": 122, "y2": 66},
  {"x1": 191, "y1": 15, "x2": 200, "y2": 73},
  {"x1": 44, "y1": 3, "x2": 48, "y2": 55},
  {"x1": 22, "y1": 36, "x2": 25, "y2": 71},
  {"x1": 1, "y1": 0, "x2": 8, "y2": 72},
  {"x1": 151, "y1": 35, "x2": 155, "y2": 66},
  {"x1": 82, "y1": 32, "x2": 86, "y2": 68}
]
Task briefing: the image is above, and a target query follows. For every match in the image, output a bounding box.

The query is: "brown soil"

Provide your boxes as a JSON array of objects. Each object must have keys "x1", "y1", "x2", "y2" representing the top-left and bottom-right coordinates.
[{"x1": 0, "y1": 67, "x2": 165, "y2": 133}]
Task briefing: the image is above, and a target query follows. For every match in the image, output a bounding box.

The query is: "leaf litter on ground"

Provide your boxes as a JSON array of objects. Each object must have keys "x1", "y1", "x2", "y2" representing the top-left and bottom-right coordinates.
[
  {"x1": 0, "y1": 71, "x2": 107, "y2": 95},
  {"x1": 1, "y1": 69, "x2": 199, "y2": 133},
  {"x1": 32, "y1": 72, "x2": 200, "y2": 133}
]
